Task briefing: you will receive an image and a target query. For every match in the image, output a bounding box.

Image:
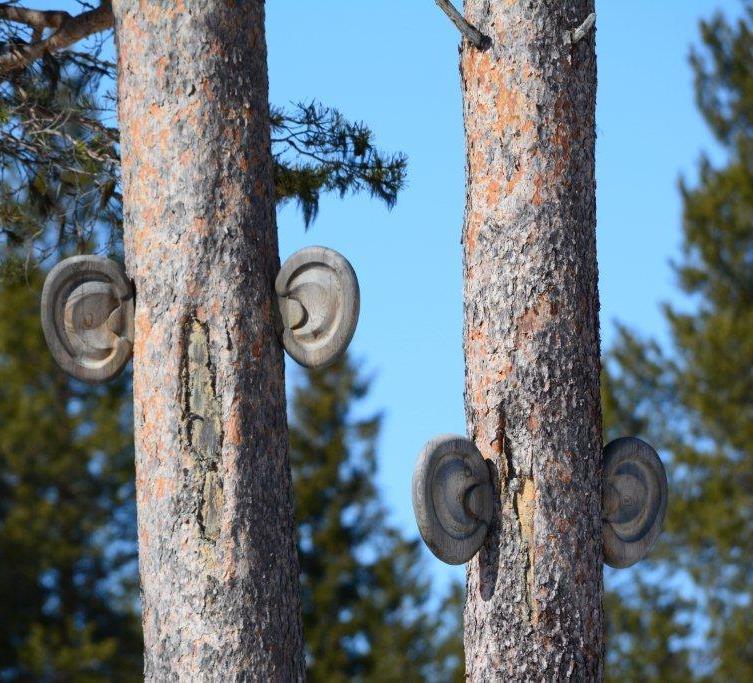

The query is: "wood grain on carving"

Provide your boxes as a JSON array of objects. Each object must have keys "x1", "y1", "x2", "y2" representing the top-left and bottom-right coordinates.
[
  {"x1": 275, "y1": 246, "x2": 359, "y2": 369},
  {"x1": 602, "y1": 437, "x2": 668, "y2": 568},
  {"x1": 412, "y1": 434, "x2": 493, "y2": 565},
  {"x1": 41, "y1": 255, "x2": 134, "y2": 383}
]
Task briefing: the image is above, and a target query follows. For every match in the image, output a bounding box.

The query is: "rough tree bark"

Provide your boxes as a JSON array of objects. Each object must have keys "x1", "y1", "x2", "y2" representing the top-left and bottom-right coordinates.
[
  {"x1": 112, "y1": 1, "x2": 304, "y2": 679},
  {"x1": 460, "y1": 1, "x2": 602, "y2": 679}
]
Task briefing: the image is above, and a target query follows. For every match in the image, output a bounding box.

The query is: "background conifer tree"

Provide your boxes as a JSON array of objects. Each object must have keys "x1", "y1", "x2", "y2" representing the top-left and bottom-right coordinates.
[
  {"x1": 0, "y1": 270, "x2": 141, "y2": 680},
  {"x1": 604, "y1": 2, "x2": 753, "y2": 678},
  {"x1": 289, "y1": 356, "x2": 463, "y2": 682}
]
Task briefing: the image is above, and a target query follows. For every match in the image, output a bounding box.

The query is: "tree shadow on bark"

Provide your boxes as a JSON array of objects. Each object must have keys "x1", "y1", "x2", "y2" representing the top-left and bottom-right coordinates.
[{"x1": 476, "y1": 458, "x2": 500, "y2": 601}]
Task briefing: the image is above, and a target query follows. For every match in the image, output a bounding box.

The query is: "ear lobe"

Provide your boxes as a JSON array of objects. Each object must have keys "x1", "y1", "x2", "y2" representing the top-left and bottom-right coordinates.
[{"x1": 41, "y1": 255, "x2": 135, "y2": 383}]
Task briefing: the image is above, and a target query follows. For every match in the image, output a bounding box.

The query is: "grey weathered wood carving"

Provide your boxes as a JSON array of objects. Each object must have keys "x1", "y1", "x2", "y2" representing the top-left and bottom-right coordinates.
[
  {"x1": 275, "y1": 246, "x2": 360, "y2": 369},
  {"x1": 41, "y1": 255, "x2": 135, "y2": 383},
  {"x1": 412, "y1": 434, "x2": 493, "y2": 565},
  {"x1": 603, "y1": 437, "x2": 668, "y2": 568}
]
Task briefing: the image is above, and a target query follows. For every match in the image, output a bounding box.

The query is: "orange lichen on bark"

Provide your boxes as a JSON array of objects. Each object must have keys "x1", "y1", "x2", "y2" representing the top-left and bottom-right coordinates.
[
  {"x1": 462, "y1": 47, "x2": 494, "y2": 91},
  {"x1": 485, "y1": 178, "x2": 501, "y2": 207},
  {"x1": 497, "y1": 359, "x2": 513, "y2": 381},
  {"x1": 154, "y1": 475, "x2": 175, "y2": 500},
  {"x1": 190, "y1": 216, "x2": 210, "y2": 239},
  {"x1": 493, "y1": 83, "x2": 525, "y2": 136},
  {"x1": 467, "y1": 321, "x2": 487, "y2": 345},
  {"x1": 464, "y1": 199, "x2": 486, "y2": 257},
  {"x1": 140, "y1": 1, "x2": 183, "y2": 25},
  {"x1": 224, "y1": 405, "x2": 242, "y2": 448},
  {"x1": 131, "y1": 310, "x2": 153, "y2": 370},
  {"x1": 505, "y1": 166, "x2": 524, "y2": 195},
  {"x1": 532, "y1": 174, "x2": 544, "y2": 206},
  {"x1": 516, "y1": 292, "x2": 555, "y2": 342}
]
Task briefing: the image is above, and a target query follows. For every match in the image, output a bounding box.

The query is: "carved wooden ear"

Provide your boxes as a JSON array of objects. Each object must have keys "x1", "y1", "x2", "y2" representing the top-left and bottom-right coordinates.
[
  {"x1": 412, "y1": 435, "x2": 493, "y2": 565},
  {"x1": 602, "y1": 437, "x2": 668, "y2": 569},
  {"x1": 275, "y1": 246, "x2": 360, "y2": 369},
  {"x1": 41, "y1": 255, "x2": 134, "y2": 383}
]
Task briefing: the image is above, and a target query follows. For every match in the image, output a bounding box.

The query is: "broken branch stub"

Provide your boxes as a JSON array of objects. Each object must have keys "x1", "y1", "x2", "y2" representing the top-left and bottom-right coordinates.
[
  {"x1": 41, "y1": 255, "x2": 134, "y2": 383},
  {"x1": 412, "y1": 434, "x2": 493, "y2": 565},
  {"x1": 275, "y1": 246, "x2": 360, "y2": 369},
  {"x1": 602, "y1": 436, "x2": 668, "y2": 568}
]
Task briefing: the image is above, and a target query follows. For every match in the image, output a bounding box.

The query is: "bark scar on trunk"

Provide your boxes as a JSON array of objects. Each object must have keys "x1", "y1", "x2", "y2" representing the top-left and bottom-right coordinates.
[
  {"x1": 181, "y1": 315, "x2": 224, "y2": 544},
  {"x1": 513, "y1": 477, "x2": 535, "y2": 619},
  {"x1": 501, "y1": 405, "x2": 536, "y2": 620}
]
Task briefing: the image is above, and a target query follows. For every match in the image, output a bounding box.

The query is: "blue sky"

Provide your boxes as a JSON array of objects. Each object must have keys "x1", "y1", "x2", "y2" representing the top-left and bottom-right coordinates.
[{"x1": 268, "y1": 0, "x2": 740, "y2": 588}]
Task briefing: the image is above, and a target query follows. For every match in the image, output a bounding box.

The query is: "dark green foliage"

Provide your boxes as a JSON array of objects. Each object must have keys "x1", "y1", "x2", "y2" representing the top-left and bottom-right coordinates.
[
  {"x1": 0, "y1": 45, "x2": 139, "y2": 676},
  {"x1": 0, "y1": 22, "x2": 406, "y2": 262},
  {"x1": 604, "y1": 577, "x2": 693, "y2": 683},
  {"x1": 272, "y1": 102, "x2": 407, "y2": 227},
  {"x1": 604, "y1": 3, "x2": 753, "y2": 678},
  {"x1": 0, "y1": 270, "x2": 142, "y2": 681},
  {"x1": 0, "y1": 12, "x2": 121, "y2": 260},
  {"x1": 289, "y1": 356, "x2": 463, "y2": 682}
]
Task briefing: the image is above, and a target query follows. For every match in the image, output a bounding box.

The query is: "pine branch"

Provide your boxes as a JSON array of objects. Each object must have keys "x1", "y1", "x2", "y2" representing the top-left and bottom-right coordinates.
[
  {"x1": 434, "y1": 0, "x2": 490, "y2": 50},
  {"x1": 0, "y1": 1, "x2": 113, "y2": 75},
  {"x1": 0, "y1": 4, "x2": 71, "y2": 29},
  {"x1": 565, "y1": 12, "x2": 596, "y2": 46}
]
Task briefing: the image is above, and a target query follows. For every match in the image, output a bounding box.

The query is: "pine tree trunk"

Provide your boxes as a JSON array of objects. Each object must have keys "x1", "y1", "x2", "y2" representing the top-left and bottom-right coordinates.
[
  {"x1": 461, "y1": 1, "x2": 603, "y2": 679},
  {"x1": 112, "y1": 2, "x2": 304, "y2": 679}
]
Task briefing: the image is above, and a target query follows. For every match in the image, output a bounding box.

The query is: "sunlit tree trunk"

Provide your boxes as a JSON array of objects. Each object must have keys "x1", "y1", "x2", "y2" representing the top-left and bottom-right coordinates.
[
  {"x1": 112, "y1": 1, "x2": 304, "y2": 678},
  {"x1": 460, "y1": 1, "x2": 603, "y2": 679}
]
